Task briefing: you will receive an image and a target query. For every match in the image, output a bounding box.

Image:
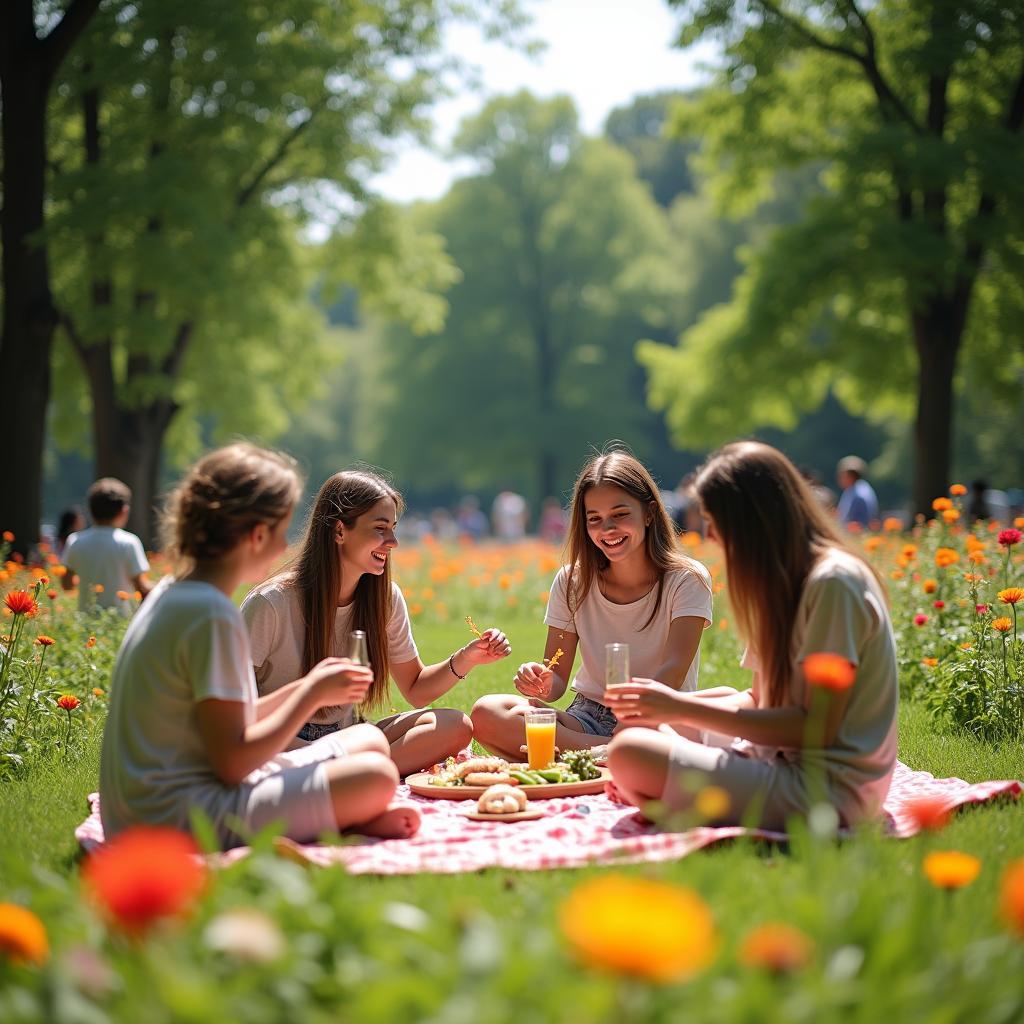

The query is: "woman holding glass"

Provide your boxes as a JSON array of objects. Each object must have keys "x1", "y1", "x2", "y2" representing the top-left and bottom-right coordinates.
[
  {"x1": 472, "y1": 450, "x2": 713, "y2": 759},
  {"x1": 242, "y1": 469, "x2": 511, "y2": 775}
]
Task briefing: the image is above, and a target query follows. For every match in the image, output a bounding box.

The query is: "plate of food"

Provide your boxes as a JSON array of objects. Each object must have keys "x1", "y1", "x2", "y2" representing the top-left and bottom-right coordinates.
[{"x1": 406, "y1": 750, "x2": 609, "y2": 800}]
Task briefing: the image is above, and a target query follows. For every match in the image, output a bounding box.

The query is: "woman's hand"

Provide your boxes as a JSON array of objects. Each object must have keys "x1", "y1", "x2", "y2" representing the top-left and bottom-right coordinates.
[
  {"x1": 306, "y1": 657, "x2": 374, "y2": 707},
  {"x1": 513, "y1": 662, "x2": 557, "y2": 700},
  {"x1": 604, "y1": 678, "x2": 685, "y2": 728},
  {"x1": 460, "y1": 628, "x2": 512, "y2": 668}
]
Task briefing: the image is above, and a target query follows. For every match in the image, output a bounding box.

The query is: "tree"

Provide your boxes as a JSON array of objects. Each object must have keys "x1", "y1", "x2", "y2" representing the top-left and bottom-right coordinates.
[
  {"x1": 369, "y1": 92, "x2": 688, "y2": 505},
  {"x1": 43, "y1": 0, "x2": 502, "y2": 543},
  {"x1": 640, "y1": 0, "x2": 1024, "y2": 514},
  {"x1": 0, "y1": 0, "x2": 101, "y2": 552}
]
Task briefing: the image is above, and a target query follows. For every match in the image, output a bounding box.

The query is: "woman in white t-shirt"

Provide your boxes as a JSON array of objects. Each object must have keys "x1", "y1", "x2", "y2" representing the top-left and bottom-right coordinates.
[
  {"x1": 100, "y1": 444, "x2": 421, "y2": 849},
  {"x1": 605, "y1": 441, "x2": 899, "y2": 829},
  {"x1": 471, "y1": 450, "x2": 713, "y2": 758},
  {"x1": 242, "y1": 470, "x2": 511, "y2": 775}
]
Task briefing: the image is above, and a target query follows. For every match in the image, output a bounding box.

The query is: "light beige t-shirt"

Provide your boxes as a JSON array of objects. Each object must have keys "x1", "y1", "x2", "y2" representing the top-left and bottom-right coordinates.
[
  {"x1": 544, "y1": 562, "x2": 713, "y2": 703},
  {"x1": 738, "y1": 548, "x2": 899, "y2": 822},
  {"x1": 241, "y1": 578, "x2": 418, "y2": 726},
  {"x1": 63, "y1": 526, "x2": 149, "y2": 617},
  {"x1": 99, "y1": 577, "x2": 257, "y2": 838}
]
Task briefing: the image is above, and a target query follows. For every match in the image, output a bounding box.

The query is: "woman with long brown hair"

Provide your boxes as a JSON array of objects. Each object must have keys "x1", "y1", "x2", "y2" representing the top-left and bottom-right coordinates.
[
  {"x1": 605, "y1": 441, "x2": 898, "y2": 829},
  {"x1": 241, "y1": 469, "x2": 510, "y2": 775},
  {"x1": 472, "y1": 449, "x2": 713, "y2": 758}
]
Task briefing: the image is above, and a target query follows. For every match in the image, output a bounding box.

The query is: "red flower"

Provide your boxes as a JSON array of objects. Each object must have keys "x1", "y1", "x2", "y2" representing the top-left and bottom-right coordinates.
[
  {"x1": 914, "y1": 613, "x2": 929, "y2": 627},
  {"x1": 976, "y1": 604, "x2": 989, "y2": 615},
  {"x1": 933, "y1": 600, "x2": 945, "y2": 610},
  {"x1": 998, "y1": 529, "x2": 1022, "y2": 548},
  {"x1": 739, "y1": 923, "x2": 814, "y2": 974},
  {"x1": 4, "y1": 590, "x2": 38, "y2": 616},
  {"x1": 82, "y1": 827, "x2": 206, "y2": 935},
  {"x1": 57, "y1": 695, "x2": 80, "y2": 711},
  {"x1": 803, "y1": 652, "x2": 856, "y2": 691},
  {"x1": 902, "y1": 794, "x2": 952, "y2": 832}
]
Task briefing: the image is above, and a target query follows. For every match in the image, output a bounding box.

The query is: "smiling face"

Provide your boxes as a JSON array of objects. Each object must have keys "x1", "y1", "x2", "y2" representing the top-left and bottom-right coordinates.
[
  {"x1": 338, "y1": 496, "x2": 399, "y2": 581},
  {"x1": 584, "y1": 484, "x2": 652, "y2": 565}
]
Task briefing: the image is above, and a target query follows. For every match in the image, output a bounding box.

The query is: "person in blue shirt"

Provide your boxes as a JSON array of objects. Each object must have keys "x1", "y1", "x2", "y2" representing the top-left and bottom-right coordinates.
[{"x1": 835, "y1": 456, "x2": 879, "y2": 529}]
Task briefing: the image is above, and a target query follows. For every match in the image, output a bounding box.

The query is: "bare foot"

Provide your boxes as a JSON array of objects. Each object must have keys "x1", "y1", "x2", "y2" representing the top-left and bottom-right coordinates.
[
  {"x1": 355, "y1": 802, "x2": 421, "y2": 839},
  {"x1": 604, "y1": 779, "x2": 629, "y2": 805}
]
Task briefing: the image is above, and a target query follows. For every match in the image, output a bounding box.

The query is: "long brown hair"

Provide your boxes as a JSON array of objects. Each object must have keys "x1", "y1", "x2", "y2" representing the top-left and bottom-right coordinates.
[
  {"x1": 564, "y1": 447, "x2": 707, "y2": 629},
  {"x1": 695, "y1": 441, "x2": 883, "y2": 707},
  {"x1": 280, "y1": 470, "x2": 404, "y2": 716},
  {"x1": 161, "y1": 444, "x2": 301, "y2": 574}
]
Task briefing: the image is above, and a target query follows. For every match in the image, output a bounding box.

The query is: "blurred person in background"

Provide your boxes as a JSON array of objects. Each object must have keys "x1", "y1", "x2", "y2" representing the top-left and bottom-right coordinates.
[
  {"x1": 455, "y1": 496, "x2": 488, "y2": 541},
  {"x1": 492, "y1": 489, "x2": 528, "y2": 540},
  {"x1": 538, "y1": 497, "x2": 567, "y2": 544},
  {"x1": 836, "y1": 456, "x2": 879, "y2": 529}
]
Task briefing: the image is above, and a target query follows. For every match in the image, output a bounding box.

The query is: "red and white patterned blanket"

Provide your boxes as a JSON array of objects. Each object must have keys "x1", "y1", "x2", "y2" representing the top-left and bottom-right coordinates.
[{"x1": 75, "y1": 761, "x2": 1021, "y2": 875}]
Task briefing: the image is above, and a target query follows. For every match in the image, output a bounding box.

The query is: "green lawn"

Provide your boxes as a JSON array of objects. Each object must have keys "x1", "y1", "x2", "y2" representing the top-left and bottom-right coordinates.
[{"x1": 2, "y1": 612, "x2": 1023, "y2": 1022}]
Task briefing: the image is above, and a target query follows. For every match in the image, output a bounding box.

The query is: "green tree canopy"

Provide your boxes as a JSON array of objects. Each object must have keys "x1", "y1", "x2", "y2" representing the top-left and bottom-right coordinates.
[{"x1": 639, "y1": 0, "x2": 1024, "y2": 514}]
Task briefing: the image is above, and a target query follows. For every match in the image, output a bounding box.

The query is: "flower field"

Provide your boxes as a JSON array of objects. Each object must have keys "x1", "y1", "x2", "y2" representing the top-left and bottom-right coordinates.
[{"x1": 1, "y1": 498, "x2": 1023, "y2": 1022}]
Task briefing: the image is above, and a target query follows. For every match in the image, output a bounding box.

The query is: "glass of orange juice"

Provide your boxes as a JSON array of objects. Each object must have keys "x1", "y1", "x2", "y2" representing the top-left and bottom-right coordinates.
[{"x1": 525, "y1": 708, "x2": 557, "y2": 770}]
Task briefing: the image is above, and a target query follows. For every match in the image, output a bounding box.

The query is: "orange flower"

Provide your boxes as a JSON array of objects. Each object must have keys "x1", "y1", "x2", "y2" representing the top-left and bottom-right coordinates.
[
  {"x1": 883, "y1": 517, "x2": 902, "y2": 532},
  {"x1": 932, "y1": 497, "x2": 953, "y2": 512},
  {"x1": 935, "y1": 548, "x2": 959, "y2": 568},
  {"x1": 35, "y1": 635, "x2": 56, "y2": 647},
  {"x1": 1016, "y1": 517, "x2": 1024, "y2": 529},
  {"x1": 991, "y1": 617, "x2": 1013, "y2": 634},
  {"x1": 52, "y1": 565, "x2": 68, "y2": 578},
  {"x1": 0, "y1": 903, "x2": 49, "y2": 965},
  {"x1": 803, "y1": 652, "x2": 856, "y2": 691},
  {"x1": 115, "y1": 590, "x2": 132, "y2": 601},
  {"x1": 82, "y1": 827, "x2": 206, "y2": 935},
  {"x1": 86, "y1": 636, "x2": 97, "y2": 648},
  {"x1": 92, "y1": 584, "x2": 105, "y2": 594},
  {"x1": 923, "y1": 851, "x2": 981, "y2": 889},
  {"x1": 902, "y1": 794, "x2": 951, "y2": 832},
  {"x1": 92, "y1": 688, "x2": 105, "y2": 697},
  {"x1": 922, "y1": 579, "x2": 937, "y2": 594},
  {"x1": 559, "y1": 876, "x2": 717, "y2": 982},
  {"x1": 46, "y1": 589, "x2": 57, "y2": 600},
  {"x1": 921, "y1": 657, "x2": 938, "y2": 667},
  {"x1": 949, "y1": 484, "x2": 967, "y2": 497},
  {"x1": 997, "y1": 588, "x2": 1024, "y2": 606},
  {"x1": 942, "y1": 509, "x2": 960, "y2": 524},
  {"x1": 864, "y1": 536, "x2": 882, "y2": 553},
  {"x1": 1001, "y1": 859, "x2": 1024, "y2": 938},
  {"x1": 4, "y1": 590, "x2": 38, "y2": 616},
  {"x1": 1, "y1": 531, "x2": 13, "y2": 542},
  {"x1": 738, "y1": 923, "x2": 814, "y2": 973},
  {"x1": 57, "y1": 694, "x2": 80, "y2": 711}
]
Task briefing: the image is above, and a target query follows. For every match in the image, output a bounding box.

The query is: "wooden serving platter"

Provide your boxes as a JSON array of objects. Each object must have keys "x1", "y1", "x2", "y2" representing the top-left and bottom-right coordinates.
[
  {"x1": 405, "y1": 767, "x2": 610, "y2": 801},
  {"x1": 461, "y1": 807, "x2": 546, "y2": 822}
]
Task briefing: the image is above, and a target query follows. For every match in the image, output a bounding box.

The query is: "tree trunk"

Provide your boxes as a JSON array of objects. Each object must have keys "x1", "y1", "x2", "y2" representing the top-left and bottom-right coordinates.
[
  {"x1": 0, "y1": 51, "x2": 56, "y2": 553},
  {"x1": 910, "y1": 302, "x2": 965, "y2": 518}
]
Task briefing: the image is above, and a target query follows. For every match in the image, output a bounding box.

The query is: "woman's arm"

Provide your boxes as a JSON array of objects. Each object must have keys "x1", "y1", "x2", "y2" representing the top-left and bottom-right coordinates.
[
  {"x1": 513, "y1": 626, "x2": 579, "y2": 702},
  {"x1": 195, "y1": 660, "x2": 373, "y2": 784},
  {"x1": 649, "y1": 616, "x2": 705, "y2": 689},
  {"x1": 390, "y1": 628, "x2": 512, "y2": 708}
]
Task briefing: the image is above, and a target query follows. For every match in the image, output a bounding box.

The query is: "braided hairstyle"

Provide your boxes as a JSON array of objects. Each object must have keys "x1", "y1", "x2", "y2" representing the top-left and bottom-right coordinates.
[{"x1": 162, "y1": 443, "x2": 301, "y2": 572}]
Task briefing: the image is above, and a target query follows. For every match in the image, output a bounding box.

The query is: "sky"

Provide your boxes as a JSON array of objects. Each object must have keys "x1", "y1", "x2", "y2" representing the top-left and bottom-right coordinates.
[{"x1": 369, "y1": 0, "x2": 718, "y2": 203}]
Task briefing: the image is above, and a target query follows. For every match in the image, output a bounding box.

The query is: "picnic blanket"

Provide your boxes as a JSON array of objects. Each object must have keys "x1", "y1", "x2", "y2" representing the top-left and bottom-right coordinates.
[{"x1": 75, "y1": 761, "x2": 1021, "y2": 875}]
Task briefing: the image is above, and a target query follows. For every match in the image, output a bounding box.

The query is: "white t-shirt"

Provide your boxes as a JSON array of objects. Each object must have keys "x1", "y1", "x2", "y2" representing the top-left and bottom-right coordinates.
[
  {"x1": 63, "y1": 526, "x2": 149, "y2": 617},
  {"x1": 241, "y1": 578, "x2": 419, "y2": 726},
  {"x1": 99, "y1": 577, "x2": 258, "y2": 838},
  {"x1": 544, "y1": 562, "x2": 713, "y2": 703},
  {"x1": 739, "y1": 548, "x2": 899, "y2": 821}
]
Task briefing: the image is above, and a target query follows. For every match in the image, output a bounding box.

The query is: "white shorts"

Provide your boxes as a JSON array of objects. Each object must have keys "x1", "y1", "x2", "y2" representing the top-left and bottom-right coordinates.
[{"x1": 232, "y1": 733, "x2": 350, "y2": 847}]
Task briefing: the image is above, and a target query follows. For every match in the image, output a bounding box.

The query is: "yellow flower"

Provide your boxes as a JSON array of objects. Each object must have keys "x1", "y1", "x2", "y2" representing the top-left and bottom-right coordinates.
[
  {"x1": 992, "y1": 618, "x2": 1013, "y2": 634},
  {"x1": 559, "y1": 876, "x2": 717, "y2": 982},
  {"x1": 695, "y1": 786, "x2": 730, "y2": 820},
  {"x1": 923, "y1": 851, "x2": 981, "y2": 889},
  {"x1": 0, "y1": 903, "x2": 49, "y2": 965}
]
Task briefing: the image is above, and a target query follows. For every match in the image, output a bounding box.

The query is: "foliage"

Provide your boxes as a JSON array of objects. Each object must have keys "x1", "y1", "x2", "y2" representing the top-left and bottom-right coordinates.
[{"x1": 641, "y1": 0, "x2": 1024, "y2": 511}]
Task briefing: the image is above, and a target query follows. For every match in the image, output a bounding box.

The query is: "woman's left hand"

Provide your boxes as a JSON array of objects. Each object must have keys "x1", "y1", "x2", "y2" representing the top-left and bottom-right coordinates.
[
  {"x1": 604, "y1": 678, "x2": 685, "y2": 728},
  {"x1": 461, "y1": 628, "x2": 512, "y2": 667}
]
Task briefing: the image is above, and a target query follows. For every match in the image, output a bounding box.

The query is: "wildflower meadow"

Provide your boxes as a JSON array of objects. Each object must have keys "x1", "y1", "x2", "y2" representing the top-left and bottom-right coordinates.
[{"x1": 1, "y1": 497, "x2": 1023, "y2": 1023}]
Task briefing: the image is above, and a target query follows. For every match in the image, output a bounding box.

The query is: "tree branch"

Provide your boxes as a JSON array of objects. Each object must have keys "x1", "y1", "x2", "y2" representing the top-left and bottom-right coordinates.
[
  {"x1": 39, "y1": 0, "x2": 101, "y2": 84},
  {"x1": 161, "y1": 321, "x2": 194, "y2": 379},
  {"x1": 236, "y1": 96, "x2": 328, "y2": 208},
  {"x1": 59, "y1": 311, "x2": 88, "y2": 362}
]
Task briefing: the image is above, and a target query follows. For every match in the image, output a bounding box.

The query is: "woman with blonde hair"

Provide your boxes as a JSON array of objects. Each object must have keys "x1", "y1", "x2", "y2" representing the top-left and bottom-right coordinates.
[
  {"x1": 243, "y1": 469, "x2": 510, "y2": 775},
  {"x1": 472, "y1": 448, "x2": 713, "y2": 757},
  {"x1": 606, "y1": 441, "x2": 898, "y2": 829}
]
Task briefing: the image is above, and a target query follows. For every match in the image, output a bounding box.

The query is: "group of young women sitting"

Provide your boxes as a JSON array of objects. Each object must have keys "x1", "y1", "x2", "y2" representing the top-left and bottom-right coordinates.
[{"x1": 99, "y1": 442, "x2": 898, "y2": 848}]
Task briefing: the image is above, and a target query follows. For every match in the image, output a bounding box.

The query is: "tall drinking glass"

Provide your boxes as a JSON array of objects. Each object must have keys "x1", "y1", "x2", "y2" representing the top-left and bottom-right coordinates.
[
  {"x1": 525, "y1": 708, "x2": 557, "y2": 770},
  {"x1": 605, "y1": 642, "x2": 630, "y2": 693},
  {"x1": 348, "y1": 629, "x2": 370, "y2": 667}
]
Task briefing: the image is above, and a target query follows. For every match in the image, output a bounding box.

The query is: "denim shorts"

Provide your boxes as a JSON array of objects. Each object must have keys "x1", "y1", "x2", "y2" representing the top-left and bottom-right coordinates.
[
  {"x1": 564, "y1": 693, "x2": 618, "y2": 738},
  {"x1": 297, "y1": 720, "x2": 343, "y2": 742}
]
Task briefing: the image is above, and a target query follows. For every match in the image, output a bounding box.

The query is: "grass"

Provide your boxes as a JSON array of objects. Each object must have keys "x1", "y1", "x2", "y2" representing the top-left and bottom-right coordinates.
[{"x1": 2, "y1": 590, "x2": 1023, "y2": 1021}]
